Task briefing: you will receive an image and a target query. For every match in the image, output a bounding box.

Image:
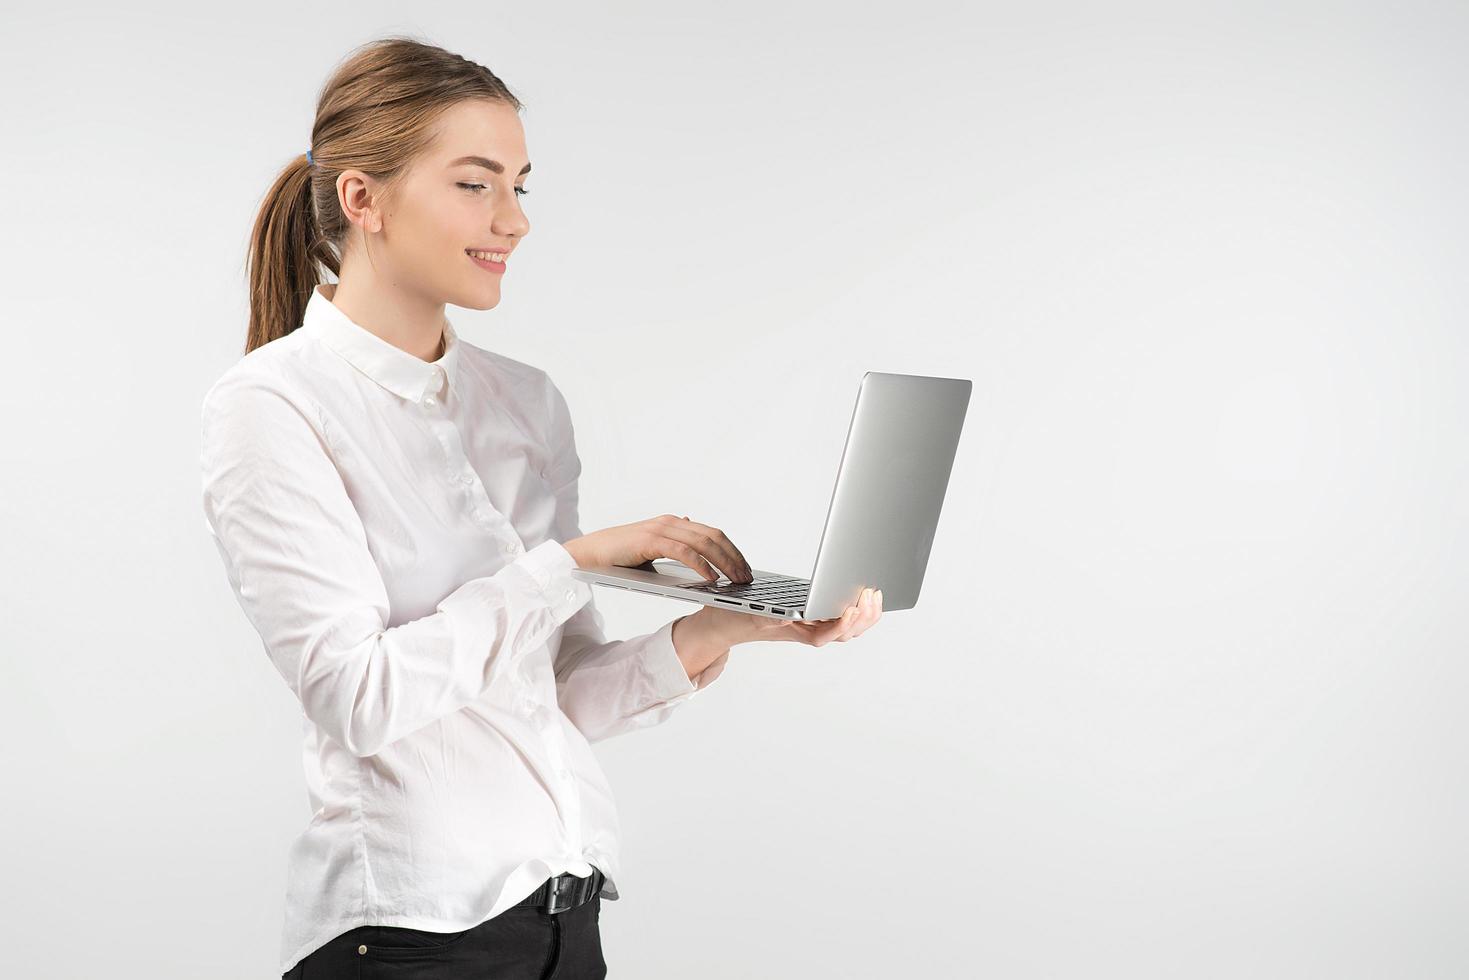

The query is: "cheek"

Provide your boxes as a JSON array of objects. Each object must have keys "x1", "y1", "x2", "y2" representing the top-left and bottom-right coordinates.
[
  {"x1": 421, "y1": 214, "x2": 479, "y2": 275},
  {"x1": 408, "y1": 193, "x2": 471, "y2": 247}
]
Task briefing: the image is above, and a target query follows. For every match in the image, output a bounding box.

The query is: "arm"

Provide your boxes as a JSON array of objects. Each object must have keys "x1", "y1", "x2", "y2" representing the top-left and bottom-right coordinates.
[
  {"x1": 541, "y1": 376, "x2": 731, "y2": 743},
  {"x1": 199, "y1": 371, "x2": 589, "y2": 758}
]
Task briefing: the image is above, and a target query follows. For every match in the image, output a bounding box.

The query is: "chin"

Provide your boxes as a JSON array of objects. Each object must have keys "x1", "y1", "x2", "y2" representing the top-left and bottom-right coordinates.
[{"x1": 455, "y1": 289, "x2": 501, "y2": 312}]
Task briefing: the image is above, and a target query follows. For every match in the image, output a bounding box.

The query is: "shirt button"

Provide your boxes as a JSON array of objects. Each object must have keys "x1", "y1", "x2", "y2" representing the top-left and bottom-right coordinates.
[
  {"x1": 358, "y1": 945, "x2": 367, "y2": 955},
  {"x1": 503, "y1": 541, "x2": 522, "y2": 555},
  {"x1": 565, "y1": 589, "x2": 575, "y2": 601},
  {"x1": 423, "y1": 395, "x2": 436, "y2": 408}
]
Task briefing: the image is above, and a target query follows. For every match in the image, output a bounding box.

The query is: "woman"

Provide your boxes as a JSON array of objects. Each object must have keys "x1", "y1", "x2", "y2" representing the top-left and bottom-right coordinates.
[{"x1": 200, "y1": 36, "x2": 883, "y2": 980}]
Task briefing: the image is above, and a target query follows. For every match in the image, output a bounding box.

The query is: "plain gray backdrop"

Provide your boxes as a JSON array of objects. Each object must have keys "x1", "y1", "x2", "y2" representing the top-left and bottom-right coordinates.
[{"x1": 2, "y1": 1, "x2": 1465, "y2": 977}]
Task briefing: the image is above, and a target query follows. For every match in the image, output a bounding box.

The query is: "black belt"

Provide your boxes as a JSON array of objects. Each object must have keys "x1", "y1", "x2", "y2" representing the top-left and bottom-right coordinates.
[{"x1": 514, "y1": 867, "x2": 605, "y2": 915}]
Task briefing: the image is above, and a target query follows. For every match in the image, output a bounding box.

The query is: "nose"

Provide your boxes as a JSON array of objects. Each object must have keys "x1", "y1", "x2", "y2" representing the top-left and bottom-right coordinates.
[{"x1": 495, "y1": 202, "x2": 530, "y2": 241}]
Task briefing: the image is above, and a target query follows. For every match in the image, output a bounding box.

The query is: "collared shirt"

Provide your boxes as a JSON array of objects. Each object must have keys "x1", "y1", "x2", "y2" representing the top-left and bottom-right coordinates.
[{"x1": 199, "y1": 282, "x2": 718, "y2": 975}]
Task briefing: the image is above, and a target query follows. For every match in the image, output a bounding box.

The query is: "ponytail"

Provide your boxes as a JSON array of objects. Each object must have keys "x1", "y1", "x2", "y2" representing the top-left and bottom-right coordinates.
[{"x1": 244, "y1": 152, "x2": 336, "y2": 354}]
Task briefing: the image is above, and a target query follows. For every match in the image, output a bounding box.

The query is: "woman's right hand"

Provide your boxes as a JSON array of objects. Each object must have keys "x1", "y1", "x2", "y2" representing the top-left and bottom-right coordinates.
[{"x1": 563, "y1": 514, "x2": 753, "y2": 584}]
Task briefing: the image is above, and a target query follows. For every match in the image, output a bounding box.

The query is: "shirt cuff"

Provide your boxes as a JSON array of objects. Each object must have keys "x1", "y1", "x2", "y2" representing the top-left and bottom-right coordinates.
[
  {"x1": 639, "y1": 619, "x2": 700, "y2": 705},
  {"x1": 511, "y1": 539, "x2": 590, "y2": 623}
]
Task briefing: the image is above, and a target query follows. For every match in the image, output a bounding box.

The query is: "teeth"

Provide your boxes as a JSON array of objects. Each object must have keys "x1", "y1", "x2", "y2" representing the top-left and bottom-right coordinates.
[{"x1": 467, "y1": 249, "x2": 507, "y2": 262}]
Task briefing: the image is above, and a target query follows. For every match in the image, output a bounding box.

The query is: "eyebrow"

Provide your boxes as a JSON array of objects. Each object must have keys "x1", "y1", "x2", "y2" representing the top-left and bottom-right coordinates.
[{"x1": 448, "y1": 155, "x2": 532, "y2": 176}]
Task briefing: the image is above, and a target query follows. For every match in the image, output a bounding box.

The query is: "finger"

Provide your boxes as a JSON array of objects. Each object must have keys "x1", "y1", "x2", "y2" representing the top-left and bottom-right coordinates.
[
  {"x1": 681, "y1": 517, "x2": 752, "y2": 582},
  {"x1": 847, "y1": 588, "x2": 881, "y2": 639},
  {"x1": 788, "y1": 599, "x2": 857, "y2": 630},
  {"x1": 661, "y1": 519, "x2": 751, "y2": 582},
  {"x1": 841, "y1": 588, "x2": 882, "y2": 641},
  {"x1": 660, "y1": 536, "x2": 720, "y2": 581},
  {"x1": 679, "y1": 516, "x2": 753, "y2": 581},
  {"x1": 857, "y1": 590, "x2": 881, "y2": 637},
  {"x1": 839, "y1": 590, "x2": 869, "y2": 640},
  {"x1": 834, "y1": 591, "x2": 868, "y2": 641},
  {"x1": 812, "y1": 604, "x2": 859, "y2": 646},
  {"x1": 857, "y1": 588, "x2": 881, "y2": 633}
]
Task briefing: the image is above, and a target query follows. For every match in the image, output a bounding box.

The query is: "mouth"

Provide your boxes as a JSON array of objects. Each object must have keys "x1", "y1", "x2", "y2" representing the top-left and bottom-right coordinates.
[{"x1": 466, "y1": 248, "x2": 507, "y2": 273}]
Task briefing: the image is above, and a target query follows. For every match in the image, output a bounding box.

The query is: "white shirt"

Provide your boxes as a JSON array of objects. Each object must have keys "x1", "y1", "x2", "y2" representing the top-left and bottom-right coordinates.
[{"x1": 199, "y1": 282, "x2": 717, "y2": 975}]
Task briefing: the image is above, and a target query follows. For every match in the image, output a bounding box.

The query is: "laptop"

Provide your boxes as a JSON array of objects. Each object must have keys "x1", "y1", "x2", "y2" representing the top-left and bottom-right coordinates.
[{"x1": 569, "y1": 371, "x2": 972, "y2": 621}]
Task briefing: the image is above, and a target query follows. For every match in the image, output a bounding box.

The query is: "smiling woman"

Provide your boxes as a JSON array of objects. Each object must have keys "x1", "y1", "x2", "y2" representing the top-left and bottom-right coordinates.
[
  {"x1": 244, "y1": 36, "x2": 532, "y2": 358},
  {"x1": 211, "y1": 31, "x2": 874, "y2": 980},
  {"x1": 224, "y1": 35, "x2": 643, "y2": 980}
]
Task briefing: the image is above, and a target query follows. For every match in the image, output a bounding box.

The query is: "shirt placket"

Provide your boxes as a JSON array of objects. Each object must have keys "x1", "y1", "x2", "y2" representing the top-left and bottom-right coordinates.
[
  {"x1": 418, "y1": 370, "x2": 585, "y2": 856},
  {"x1": 418, "y1": 372, "x2": 526, "y2": 562}
]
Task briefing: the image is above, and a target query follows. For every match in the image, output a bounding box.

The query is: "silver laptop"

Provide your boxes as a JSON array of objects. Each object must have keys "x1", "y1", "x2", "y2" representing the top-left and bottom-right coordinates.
[{"x1": 569, "y1": 371, "x2": 972, "y2": 621}]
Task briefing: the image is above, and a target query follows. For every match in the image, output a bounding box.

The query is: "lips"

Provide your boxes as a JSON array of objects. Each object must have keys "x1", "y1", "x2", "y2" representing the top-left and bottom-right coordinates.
[{"x1": 467, "y1": 251, "x2": 507, "y2": 273}]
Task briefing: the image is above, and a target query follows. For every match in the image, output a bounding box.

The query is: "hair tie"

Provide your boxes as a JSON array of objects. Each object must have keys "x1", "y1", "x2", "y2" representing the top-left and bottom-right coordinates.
[{"x1": 306, "y1": 149, "x2": 314, "y2": 166}]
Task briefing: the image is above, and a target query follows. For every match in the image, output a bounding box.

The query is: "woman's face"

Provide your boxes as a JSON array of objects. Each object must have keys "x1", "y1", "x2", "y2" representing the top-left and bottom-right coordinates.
[{"x1": 346, "y1": 98, "x2": 532, "y2": 311}]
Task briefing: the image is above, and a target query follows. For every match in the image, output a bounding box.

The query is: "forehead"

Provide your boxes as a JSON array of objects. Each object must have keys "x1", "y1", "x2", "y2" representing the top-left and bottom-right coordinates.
[{"x1": 425, "y1": 99, "x2": 528, "y2": 166}]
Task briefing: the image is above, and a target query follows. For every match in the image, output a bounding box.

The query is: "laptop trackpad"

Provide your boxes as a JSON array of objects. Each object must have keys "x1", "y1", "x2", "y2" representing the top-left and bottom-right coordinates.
[
  {"x1": 575, "y1": 558, "x2": 710, "y2": 588},
  {"x1": 584, "y1": 558, "x2": 757, "y2": 589},
  {"x1": 641, "y1": 558, "x2": 720, "y2": 587}
]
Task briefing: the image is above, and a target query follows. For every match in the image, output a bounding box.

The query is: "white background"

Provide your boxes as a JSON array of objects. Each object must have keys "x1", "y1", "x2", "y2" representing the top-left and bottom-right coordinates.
[{"x1": 2, "y1": 1, "x2": 1466, "y2": 977}]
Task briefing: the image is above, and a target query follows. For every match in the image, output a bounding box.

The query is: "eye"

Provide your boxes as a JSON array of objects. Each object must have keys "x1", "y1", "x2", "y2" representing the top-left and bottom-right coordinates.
[{"x1": 457, "y1": 182, "x2": 530, "y2": 197}]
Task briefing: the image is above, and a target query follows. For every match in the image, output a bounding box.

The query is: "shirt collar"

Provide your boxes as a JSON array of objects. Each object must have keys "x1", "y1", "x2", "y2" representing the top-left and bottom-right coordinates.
[{"x1": 301, "y1": 282, "x2": 462, "y2": 403}]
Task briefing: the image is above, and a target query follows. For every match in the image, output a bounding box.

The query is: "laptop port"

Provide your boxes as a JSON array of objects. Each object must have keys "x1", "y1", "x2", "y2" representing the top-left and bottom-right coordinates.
[
  {"x1": 715, "y1": 598, "x2": 741, "y2": 606},
  {"x1": 770, "y1": 607, "x2": 786, "y2": 614},
  {"x1": 748, "y1": 604, "x2": 765, "y2": 611}
]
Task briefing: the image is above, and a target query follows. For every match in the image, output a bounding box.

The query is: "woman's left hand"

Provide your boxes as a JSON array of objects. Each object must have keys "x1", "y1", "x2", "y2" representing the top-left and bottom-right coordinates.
[
  {"x1": 672, "y1": 588, "x2": 883, "y2": 688},
  {"x1": 710, "y1": 587, "x2": 885, "y2": 648}
]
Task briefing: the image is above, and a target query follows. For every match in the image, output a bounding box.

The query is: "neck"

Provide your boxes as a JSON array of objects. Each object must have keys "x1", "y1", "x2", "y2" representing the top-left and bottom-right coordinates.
[{"x1": 323, "y1": 279, "x2": 446, "y2": 363}]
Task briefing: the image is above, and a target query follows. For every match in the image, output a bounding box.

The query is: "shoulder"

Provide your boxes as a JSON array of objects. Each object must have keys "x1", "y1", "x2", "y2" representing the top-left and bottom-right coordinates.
[
  {"x1": 199, "y1": 330, "x2": 321, "y2": 447},
  {"x1": 455, "y1": 335, "x2": 550, "y2": 389},
  {"x1": 455, "y1": 338, "x2": 578, "y2": 454},
  {"x1": 454, "y1": 336, "x2": 566, "y2": 416}
]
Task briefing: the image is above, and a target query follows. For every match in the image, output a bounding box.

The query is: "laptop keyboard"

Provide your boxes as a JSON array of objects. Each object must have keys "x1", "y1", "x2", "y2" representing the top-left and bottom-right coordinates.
[{"x1": 680, "y1": 574, "x2": 810, "y2": 605}]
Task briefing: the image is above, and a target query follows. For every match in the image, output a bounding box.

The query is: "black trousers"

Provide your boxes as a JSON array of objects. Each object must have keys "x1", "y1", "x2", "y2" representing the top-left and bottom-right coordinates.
[{"x1": 283, "y1": 893, "x2": 605, "y2": 979}]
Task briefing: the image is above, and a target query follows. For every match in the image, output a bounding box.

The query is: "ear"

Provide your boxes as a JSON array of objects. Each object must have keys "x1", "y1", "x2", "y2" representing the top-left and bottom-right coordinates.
[{"x1": 337, "y1": 170, "x2": 385, "y2": 234}]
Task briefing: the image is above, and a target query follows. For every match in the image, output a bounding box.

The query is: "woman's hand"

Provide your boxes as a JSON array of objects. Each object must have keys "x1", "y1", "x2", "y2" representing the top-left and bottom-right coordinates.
[
  {"x1": 668, "y1": 589, "x2": 882, "y2": 688},
  {"x1": 563, "y1": 514, "x2": 753, "y2": 584},
  {"x1": 697, "y1": 587, "x2": 885, "y2": 648}
]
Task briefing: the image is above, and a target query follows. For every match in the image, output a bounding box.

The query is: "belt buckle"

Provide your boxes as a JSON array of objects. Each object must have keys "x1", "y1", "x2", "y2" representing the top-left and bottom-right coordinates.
[{"x1": 546, "y1": 874, "x2": 577, "y2": 915}]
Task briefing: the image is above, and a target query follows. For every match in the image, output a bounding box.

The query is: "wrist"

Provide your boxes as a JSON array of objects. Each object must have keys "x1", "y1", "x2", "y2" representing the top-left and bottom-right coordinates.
[
  {"x1": 686, "y1": 605, "x2": 759, "y2": 647},
  {"x1": 671, "y1": 607, "x2": 749, "y2": 679}
]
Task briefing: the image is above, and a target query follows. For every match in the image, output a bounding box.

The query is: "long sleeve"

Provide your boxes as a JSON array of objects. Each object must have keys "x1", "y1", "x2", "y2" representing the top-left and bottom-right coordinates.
[
  {"x1": 542, "y1": 376, "x2": 721, "y2": 744},
  {"x1": 200, "y1": 371, "x2": 589, "y2": 758}
]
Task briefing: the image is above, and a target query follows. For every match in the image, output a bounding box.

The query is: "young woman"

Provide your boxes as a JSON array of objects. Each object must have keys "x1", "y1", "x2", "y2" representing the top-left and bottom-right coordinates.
[{"x1": 200, "y1": 36, "x2": 883, "y2": 980}]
